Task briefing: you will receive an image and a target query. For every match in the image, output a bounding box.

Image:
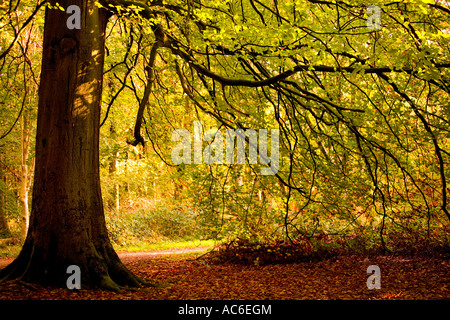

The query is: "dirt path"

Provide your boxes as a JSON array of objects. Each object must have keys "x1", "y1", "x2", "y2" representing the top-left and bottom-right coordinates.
[
  {"x1": 117, "y1": 246, "x2": 212, "y2": 259},
  {"x1": 0, "y1": 246, "x2": 212, "y2": 270}
]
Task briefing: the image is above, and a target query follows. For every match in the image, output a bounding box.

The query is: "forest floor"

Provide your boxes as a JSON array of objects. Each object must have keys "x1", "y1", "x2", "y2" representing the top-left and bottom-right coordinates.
[{"x1": 0, "y1": 247, "x2": 449, "y2": 300}]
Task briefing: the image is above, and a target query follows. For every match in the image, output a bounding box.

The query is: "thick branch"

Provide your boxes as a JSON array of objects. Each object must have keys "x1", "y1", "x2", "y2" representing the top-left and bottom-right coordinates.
[
  {"x1": 162, "y1": 38, "x2": 450, "y2": 87},
  {"x1": 127, "y1": 42, "x2": 159, "y2": 147}
]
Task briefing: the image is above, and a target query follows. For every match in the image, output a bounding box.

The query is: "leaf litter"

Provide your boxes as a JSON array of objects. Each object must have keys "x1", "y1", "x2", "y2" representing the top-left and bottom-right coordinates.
[{"x1": 0, "y1": 247, "x2": 448, "y2": 300}]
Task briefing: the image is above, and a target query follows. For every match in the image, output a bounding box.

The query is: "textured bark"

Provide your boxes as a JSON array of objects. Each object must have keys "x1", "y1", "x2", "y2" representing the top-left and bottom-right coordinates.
[
  {"x1": 108, "y1": 124, "x2": 120, "y2": 213},
  {"x1": 0, "y1": 0, "x2": 143, "y2": 290},
  {"x1": 0, "y1": 159, "x2": 10, "y2": 237},
  {"x1": 19, "y1": 109, "x2": 31, "y2": 240}
]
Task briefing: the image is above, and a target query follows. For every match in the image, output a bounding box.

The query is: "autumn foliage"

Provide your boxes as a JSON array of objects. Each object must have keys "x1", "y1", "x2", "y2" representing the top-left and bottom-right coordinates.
[
  {"x1": 1, "y1": 247, "x2": 449, "y2": 300},
  {"x1": 212, "y1": 234, "x2": 450, "y2": 266}
]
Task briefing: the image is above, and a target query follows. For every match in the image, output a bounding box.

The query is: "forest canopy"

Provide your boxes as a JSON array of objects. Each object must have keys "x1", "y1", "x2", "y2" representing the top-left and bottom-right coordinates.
[{"x1": 1, "y1": 0, "x2": 449, "y2": 255}]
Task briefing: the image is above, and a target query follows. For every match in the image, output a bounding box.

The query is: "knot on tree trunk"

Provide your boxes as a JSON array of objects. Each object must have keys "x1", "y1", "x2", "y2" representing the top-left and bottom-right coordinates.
[{"x1": 59, "y1": 36, "x2": 78, "y2": 55}]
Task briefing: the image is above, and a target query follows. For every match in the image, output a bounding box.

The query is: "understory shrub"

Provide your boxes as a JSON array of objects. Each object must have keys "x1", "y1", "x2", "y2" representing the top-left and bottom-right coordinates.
[
  {"x1": 210, "y1": 231, "x2": 450, "y2": 266},
  {"x1": 106, "y1": 204, "x2": 203, "y2": 247}
]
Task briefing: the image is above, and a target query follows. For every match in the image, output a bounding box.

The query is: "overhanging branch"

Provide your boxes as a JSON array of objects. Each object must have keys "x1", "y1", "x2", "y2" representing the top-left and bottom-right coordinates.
[
  {"x1": 162, "y1": 38, "x2": 450, "y2": 87},
  {"x1": 127, "y1": 42, "x2": 159, "y2": 147}
]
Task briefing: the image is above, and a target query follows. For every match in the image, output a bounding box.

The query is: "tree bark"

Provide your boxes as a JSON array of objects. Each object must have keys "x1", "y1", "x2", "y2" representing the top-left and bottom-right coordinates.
[
  {"x1": 0, "y1": 158, "x2": 10, "y2": 237},
  {"x1": 19, "y1": 109, "x2": 31, "y2": 240},
  {"x1": 0, "y1": 0, "x2": 143, "y2": 290},
  {"x1": 108, "y1": 123, "x2": 120, "y2": 213}
]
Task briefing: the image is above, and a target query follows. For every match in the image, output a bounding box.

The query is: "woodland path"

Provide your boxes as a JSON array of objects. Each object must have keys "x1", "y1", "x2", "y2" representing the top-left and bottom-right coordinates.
[{"x1": 0, "y1": 246, "x2": 212, "y2": 269}]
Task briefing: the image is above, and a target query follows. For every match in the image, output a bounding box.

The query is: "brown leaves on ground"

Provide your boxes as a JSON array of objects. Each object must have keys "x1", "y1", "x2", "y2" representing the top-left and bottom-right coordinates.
[{"x1": 0, "y1": 248, "x2": 449, "y2": 300}]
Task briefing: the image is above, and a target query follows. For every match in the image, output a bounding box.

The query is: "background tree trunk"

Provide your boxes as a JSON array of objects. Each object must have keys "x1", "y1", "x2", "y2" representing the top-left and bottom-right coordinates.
[
  {"x1": 0, "y1": 0, "x2": 143, "y2": 290},
  {"x1": 0, "y1": 158, "x2": 10, "y2": 238},
  {"x1": 19, "y1": 109, "x2": 31, "y2": 240},
  {"x1": 108, "y1": 123, "x2": 120, "y2": 213}
]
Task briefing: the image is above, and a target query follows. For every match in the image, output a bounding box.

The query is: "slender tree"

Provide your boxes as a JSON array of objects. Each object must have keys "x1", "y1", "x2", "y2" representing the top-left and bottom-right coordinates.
[{"x1": 0, "y1": 158, "x2": 10, "y2": 238}]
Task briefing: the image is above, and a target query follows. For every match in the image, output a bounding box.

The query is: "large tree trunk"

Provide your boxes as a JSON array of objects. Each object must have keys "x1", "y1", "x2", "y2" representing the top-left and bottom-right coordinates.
[{"x1": 0, "y1": 0, "x2": 143, "y2": 290}]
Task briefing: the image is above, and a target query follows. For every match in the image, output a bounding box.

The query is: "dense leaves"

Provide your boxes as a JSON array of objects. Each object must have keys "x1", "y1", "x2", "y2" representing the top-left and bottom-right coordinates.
[
  {"x1": 95, "y1": 0, "x2": 450, "y2": 250},
  {"x1": 212, "y1": 235, "x2": 450, "y2": 265},
  {"x1": 0, "y1": 249, "x2": 449, "y2": 299}
]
